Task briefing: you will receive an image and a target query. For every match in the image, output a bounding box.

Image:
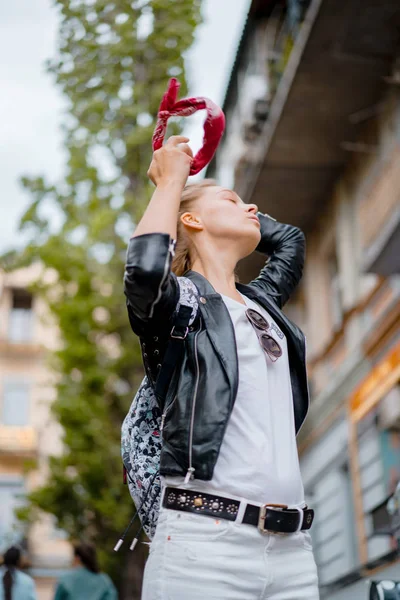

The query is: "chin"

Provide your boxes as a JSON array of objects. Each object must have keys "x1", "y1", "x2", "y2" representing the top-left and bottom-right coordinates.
[{"x1": 238, "y1": 228, "x2": 261, "y2": 259}]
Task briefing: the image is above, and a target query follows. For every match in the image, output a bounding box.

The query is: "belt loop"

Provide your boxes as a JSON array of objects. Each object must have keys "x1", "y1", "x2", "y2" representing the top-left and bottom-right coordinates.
[
  {"x1": 235, "y1": 498, "x2": 248, "y2": 525},
  {"x1": 294, "y1": 507, "x2": 304, "y2": 533}
]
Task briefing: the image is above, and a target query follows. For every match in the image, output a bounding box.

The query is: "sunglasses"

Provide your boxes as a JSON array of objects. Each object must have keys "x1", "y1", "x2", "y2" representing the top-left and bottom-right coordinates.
[{"x1": 246, "y1": 308, "x2": 283, "y2": 362}]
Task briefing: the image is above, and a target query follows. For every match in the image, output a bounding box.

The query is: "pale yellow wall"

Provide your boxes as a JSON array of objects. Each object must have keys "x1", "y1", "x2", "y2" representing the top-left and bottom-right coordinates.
[{"x1": 0, "y1": 265, "x2": 72, "y2": 578}]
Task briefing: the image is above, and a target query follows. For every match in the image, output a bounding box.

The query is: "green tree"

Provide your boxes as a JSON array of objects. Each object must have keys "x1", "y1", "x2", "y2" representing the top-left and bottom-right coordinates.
[{"x1": 5, "y1": 0, "x2": 201, "y2": 596}]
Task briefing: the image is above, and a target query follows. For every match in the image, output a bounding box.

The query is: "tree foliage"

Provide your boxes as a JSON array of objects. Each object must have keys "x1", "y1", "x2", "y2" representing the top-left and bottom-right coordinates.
[{"x1": 8, "y1": 0, "x2": 202, "y2": 591}]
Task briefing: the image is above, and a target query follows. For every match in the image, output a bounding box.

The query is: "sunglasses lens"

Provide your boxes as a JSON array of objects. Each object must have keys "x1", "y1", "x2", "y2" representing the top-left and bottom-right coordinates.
[
  {"x1": 261, "y1": 335, "x2": 282, "y2": 357},
  {"x1": 247, "y1": 309, "x2": 268, "y2": 329}
]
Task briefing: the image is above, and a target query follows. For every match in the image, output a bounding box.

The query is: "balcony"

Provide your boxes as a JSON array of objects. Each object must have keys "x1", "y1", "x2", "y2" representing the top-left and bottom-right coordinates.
[
  {"x1": 237, "y1": 0, "x2": 399, "y2": 230},
  {"x1": 0, "y1": 338, "x2": 43, "y2": 358},
  {"x1": 0, "y1": 425, "x2": 38, "y2": 458}
]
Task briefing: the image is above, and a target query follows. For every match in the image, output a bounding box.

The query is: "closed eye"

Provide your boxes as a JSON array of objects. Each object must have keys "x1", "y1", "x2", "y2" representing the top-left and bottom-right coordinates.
[
  {"x1": 222, "y1": 194, "x2": 238, "y2": 203},
  {"x1": 218, "y1": 188, "x2": 241, "y2": 204}
]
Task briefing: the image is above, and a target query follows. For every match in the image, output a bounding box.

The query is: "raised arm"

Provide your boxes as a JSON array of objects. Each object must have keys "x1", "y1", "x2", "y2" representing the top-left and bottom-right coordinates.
[
  {"x1": 124, "y1": 136, "x2": 192, "y2": 331},
  {"x1": 249, "y1": 212, "x2": 306, "y2": 308},
  {"x1": 132, "y1": 135, "x2": 192, "y2": 239}
]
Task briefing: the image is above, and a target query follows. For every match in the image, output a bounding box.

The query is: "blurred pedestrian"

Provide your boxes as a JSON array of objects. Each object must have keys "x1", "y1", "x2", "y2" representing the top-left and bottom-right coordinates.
[
  {"x1": 53, "y1": 543, "x2": 117, "y2": 600},
  {"x1": 0, "y1": 546, "x2": 37, "y2": 600}
]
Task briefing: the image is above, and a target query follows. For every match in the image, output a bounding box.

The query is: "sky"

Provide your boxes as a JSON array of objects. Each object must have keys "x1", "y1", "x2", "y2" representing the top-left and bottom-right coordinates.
[{"x1": 0, "y1": 0, "x2": 250, "y2": 253}]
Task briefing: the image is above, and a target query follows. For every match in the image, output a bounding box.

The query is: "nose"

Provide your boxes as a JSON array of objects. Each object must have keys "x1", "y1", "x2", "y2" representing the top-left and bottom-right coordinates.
[{"x1": 246, "y1": 203, "x2": 258, "y2": 214}]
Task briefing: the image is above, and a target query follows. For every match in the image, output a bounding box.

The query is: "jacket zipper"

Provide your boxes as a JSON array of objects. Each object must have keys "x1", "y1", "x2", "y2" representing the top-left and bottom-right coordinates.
[
  {"x1": 184, "y1": 328, "x2": 200, "y2": 484},
  {"x1": 149, "y1": 238, "x2": 176, "y2": 319},
  {"x1": 160, "y1": 395, "x2": 177, "y2": 435}
]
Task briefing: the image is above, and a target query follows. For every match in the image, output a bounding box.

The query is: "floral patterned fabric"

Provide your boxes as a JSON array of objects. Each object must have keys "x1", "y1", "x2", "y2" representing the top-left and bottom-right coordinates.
[{"x1": 121, "y1": 276, "x2": 199, "y2": 539}]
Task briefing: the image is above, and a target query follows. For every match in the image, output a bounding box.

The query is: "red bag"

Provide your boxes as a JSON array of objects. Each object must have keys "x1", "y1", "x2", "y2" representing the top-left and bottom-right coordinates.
[{"x1": 152, "y1": 78, "x2": 225, "y2": 175}]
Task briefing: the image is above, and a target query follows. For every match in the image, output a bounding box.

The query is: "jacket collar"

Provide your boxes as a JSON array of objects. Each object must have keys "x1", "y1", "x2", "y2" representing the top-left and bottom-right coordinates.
[
  {"x1": 186, "y1": 270, "x2": 285, "y2": 329},
  {"x1": 238, "y1": 282, "x2": 305, "y2": 350},
  {"x1": 186, "y1": 270, "x2": 305, "y2": 354},
  {"x1": 185, "y1": 270, "x2": 217, "y2": 296}
]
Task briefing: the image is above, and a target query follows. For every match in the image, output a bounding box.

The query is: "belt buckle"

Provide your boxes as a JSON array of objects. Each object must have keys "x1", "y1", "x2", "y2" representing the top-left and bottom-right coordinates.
[
  {"x1": 258, "y1": 503, "x2": 288, "y2": 536},
  {"x1": 170, "y1": 325, "x2": 189, "y2": 339}
]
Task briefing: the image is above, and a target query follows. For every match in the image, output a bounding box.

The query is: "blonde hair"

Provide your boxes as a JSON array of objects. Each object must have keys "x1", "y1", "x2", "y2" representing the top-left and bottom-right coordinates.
[{"x1": 171, "y1": 179, "x2": 217, "y2": 276}]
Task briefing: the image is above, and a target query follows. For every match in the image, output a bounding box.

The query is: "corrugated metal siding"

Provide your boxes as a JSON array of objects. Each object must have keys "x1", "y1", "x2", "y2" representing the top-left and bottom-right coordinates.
[
  {"x1": 311, "y1": 469, "x2": 357, "y2": 584},
  {"x1": 358, "y1": 426, "x2": 392, "y2": 560}
]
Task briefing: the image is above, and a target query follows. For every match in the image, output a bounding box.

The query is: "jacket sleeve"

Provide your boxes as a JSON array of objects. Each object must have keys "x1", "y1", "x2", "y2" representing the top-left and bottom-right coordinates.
[
  {"x1": 123, "y1": 232, "x2": 180, "y2": 335},
  {"x1": 249, "y1": 212, "x2": 306, "y2": 308}
]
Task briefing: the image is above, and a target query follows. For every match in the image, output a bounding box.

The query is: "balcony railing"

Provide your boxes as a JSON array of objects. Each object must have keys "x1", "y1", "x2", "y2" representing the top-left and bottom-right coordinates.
[
  {"x1": 267, "y1": 0, "x2": 312, "y2": 100},
  {"x1": 0, "y1": 425, "x2": 38, "y2": 457}
]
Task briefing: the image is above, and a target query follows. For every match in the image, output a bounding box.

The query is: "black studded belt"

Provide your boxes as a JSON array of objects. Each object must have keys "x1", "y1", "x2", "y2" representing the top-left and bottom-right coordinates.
[{"x1": 162, "y1": 487, "x2": 314, "y2": 534}]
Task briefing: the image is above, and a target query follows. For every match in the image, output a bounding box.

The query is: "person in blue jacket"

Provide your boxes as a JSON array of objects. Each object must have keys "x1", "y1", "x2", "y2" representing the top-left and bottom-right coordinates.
[
  {"x1": 53, "y1": 543, "x2": 117, "y2": 600},
  {"x1": 0, "y1": 546, "x2": 37, "y2": 600}
]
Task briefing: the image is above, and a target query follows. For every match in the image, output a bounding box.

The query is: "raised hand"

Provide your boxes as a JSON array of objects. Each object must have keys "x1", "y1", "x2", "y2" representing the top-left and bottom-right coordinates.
[{"x1": 147, "y1": 135, "x2": 193, "y2": 189}]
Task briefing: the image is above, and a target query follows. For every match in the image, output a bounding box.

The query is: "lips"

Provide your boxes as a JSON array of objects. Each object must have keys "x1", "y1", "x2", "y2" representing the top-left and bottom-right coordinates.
[{"x1": 248, "y1": 216, "x2": 260, "y2": 225}]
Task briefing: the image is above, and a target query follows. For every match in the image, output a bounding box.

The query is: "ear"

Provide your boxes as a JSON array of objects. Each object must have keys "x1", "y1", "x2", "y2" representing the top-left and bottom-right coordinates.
[{"x1": 180, "y1": 212, "x2": 203, "y2": 232}]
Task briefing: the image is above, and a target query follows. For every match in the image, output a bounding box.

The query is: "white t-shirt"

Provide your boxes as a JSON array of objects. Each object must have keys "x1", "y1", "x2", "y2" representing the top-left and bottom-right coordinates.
[{"x1": 163, "y1": 292, "x2": 305, "y2": 507}]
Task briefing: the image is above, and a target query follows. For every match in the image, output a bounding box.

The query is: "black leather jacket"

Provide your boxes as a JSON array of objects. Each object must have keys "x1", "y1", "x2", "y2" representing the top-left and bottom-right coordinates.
[{"x1": 124, "y1": 213, "x2": 309, "y2": 482}]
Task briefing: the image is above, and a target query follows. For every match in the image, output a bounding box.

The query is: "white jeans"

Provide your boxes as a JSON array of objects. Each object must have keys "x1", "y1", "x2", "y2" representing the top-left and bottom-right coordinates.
[{"x1": 142, "y1": 506, "x2": 319, "y2": 600}]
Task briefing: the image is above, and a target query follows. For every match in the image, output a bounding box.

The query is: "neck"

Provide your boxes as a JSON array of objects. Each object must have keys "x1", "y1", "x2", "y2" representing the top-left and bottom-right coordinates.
[{"x1": 191, "y1": 244, "x2": 240, "y2": 299}]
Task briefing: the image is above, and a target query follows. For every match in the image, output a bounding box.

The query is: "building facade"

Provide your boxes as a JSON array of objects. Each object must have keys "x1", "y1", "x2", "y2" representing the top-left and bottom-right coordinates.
[
  {"x1": 209, "y1": 0, "x2": 400, "y2": 597},
  {"x1": 297, "y1": 94, "x2": 400, "y2": 597},
  {"x1": 0, "y1": 265, "x2": 72, "y2": 599}
]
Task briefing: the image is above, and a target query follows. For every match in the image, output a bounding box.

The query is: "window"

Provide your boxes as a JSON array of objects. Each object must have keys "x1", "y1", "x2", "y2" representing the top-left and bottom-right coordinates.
[
  {"x1": 0, "y1": 477, "x2": 25, "y2": 552},
  {"x1": 357, "y1": 409, "x2": 399, "y2": 561},
  {"x1": 370, "y1": 493, "x2": 397, "y2": 537},
  {"x1": 1, "y1": 380, "x2": 30, "y2": 426},
  {"x1": 8, "y1": 288, "x2": 34, "y2": 343}
]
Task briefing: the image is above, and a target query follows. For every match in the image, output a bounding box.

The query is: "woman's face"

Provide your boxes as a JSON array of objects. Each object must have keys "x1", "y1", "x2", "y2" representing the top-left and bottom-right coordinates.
[{"x1": 184, "y1": 186, "x2": 261, "y2": 258}]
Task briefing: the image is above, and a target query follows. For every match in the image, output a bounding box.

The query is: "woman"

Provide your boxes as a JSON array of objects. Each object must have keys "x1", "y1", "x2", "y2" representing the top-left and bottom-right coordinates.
[
  {"x1": 53, "y1": 543, "x2": 117, "y2": 600},
  {"x1": 0, "y1": 546, "x2": 37, "y2": 600},
  {"x1": 124, "y1": 136, "x2": 319, "y2": 599}
]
